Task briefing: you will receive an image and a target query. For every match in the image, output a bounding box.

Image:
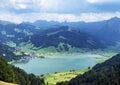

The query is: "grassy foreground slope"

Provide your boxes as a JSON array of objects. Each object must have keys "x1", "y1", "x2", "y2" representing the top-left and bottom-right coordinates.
[
  {"x1": 57, "y1": 53, "x2": 120, "y2": 85},
  {"x1": 45, "y1": 70, "x2": 84, "y2": 85},
  {"x1": 0, "y1": 80, "x2": 17, "y2": 85}
]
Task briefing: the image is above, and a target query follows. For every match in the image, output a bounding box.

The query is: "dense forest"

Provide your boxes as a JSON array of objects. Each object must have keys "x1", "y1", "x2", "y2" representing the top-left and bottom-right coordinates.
[
  {"x1": 56, "y1": 53, "x2": 120, "y2": 85},
  {"x1": 0, "y1": 57, "x2": 45, "y2": 85}
]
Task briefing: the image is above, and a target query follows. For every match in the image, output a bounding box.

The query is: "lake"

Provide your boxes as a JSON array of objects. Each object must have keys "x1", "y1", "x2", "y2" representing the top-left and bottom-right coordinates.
[{"x1": 12, "y1": 53, "x2": 106, "y2": 75}]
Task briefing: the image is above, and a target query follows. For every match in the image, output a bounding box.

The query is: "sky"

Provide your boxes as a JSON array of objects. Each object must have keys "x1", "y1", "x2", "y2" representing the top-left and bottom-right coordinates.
[{"x1": 0, "y1": 0, "x2": 120, "y2": 23}]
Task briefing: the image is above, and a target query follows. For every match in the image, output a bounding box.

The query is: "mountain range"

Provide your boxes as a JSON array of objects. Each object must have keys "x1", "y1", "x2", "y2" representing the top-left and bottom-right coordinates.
[
  {"x1": 0, "y1": 17, "x2": 120, "y2": 85},
  {"x1": 0, "y1": 17, "x2": 120, "y2": 60}
]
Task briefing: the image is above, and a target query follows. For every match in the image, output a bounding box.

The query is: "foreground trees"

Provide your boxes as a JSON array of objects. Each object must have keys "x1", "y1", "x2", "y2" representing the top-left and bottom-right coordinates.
[
  {"x1": 0, "y1": 57, "x2": 15, "y2": 82},
  {"x1": 57, "y1": 54, "x2": 120, "y2": 85},
  {"x1": 0, "y1": 57, "x2": 45, "y2": 85}
]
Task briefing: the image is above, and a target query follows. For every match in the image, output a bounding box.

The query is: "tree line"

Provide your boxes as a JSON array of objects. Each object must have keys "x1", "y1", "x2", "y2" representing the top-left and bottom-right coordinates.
[
  {"x1": 0, "y1": 57, "x2": 45, "y2": 85},
  {"x1": 56, "y1": 54, "x2": 120, "y2": 85}
]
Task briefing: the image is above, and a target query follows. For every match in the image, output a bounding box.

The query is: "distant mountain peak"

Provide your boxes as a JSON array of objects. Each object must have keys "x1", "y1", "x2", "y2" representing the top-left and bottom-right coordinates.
[{"x1": 109, "y1": 17, "x2": 120, "y2": 21}]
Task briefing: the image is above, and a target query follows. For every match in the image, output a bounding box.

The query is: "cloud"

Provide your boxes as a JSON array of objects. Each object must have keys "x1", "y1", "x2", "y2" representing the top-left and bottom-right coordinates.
[
  {"x1": 0, "y1": 0, "x2": 35, "y2": 13},
  {"x1": 0, "y1": 0, "x2": 91, "y2": 14},
  {"x1": 0, "y1": 12, "x2": 120, "y2": 23},
  {"x1": 86, "y1": 0, "x2": 101, "y2": 3},
  {"x1": 0, "y1": 0, "x2": 120, "y2": 14},
  {"x1": 0, "y1": 12, "x2": 22, "y2": 23},
  {"x1": 0, "y1": 0, "x2": 64, "y2": 13},
  {"x1": 17, "y1": 4, "x2": 27, "y2": 9},
  {"x1": 86, "y1": 0, "x2": 120, "y2": 3},
  {"x1": 39, "y1": 12, "x2": 120, "y2": 22},
  {"x1": 39, "y1": 0, "x2": 62, "y2": 11},
  {"x1": 9, "y1": 0, "x2": 28, "y2": 9},
  {"x1": 79, "y1": 12, "x2": 120, "y2": 22},
  {"x1": 0, "y1": 0, "x2": 120, "y2": 23}
]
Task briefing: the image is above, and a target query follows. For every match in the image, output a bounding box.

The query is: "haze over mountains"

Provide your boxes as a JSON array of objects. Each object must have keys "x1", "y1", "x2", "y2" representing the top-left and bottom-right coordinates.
[{"x1": 0, "y1": 17, "x2": 120, "y2": 60}]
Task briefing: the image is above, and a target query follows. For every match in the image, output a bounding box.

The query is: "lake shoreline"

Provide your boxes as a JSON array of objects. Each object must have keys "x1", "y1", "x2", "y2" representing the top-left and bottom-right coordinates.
[
  {"x1": 10, "y1": 52, "x2": 111, "y2": 64},
  {"x1": 11, "y1": 53, "x2": 108, "y2": 75}
]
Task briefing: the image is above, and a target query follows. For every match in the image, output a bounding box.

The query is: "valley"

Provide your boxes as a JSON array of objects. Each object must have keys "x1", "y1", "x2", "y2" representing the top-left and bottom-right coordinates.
[
  {"x1": 45, "y1": 70, "x2": 85, "y2": 85},
  {"x1": 0, "y1": 17, "x2": 120, "y2": 85},
  {"x1": 0, "y1": 0, "x2": 120, "y2": 85}
]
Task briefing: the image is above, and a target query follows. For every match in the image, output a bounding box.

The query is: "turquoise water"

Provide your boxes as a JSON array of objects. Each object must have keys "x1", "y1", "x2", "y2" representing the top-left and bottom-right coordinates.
[{"x1": 12, "y1": 54, "x2": 105, "y2": 75}]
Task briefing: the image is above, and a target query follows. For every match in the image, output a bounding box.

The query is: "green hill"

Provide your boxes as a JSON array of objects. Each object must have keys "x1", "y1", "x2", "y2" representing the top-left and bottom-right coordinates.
[
  {"x1": 57, "y1": 53, "x2": 120, "y2": 85},
  {"x1": 0, "y1": 57, "x2": 15, "y2": 82},
  {"x1": 0, "y1": 57, "x2": 45, "y2": 85}
]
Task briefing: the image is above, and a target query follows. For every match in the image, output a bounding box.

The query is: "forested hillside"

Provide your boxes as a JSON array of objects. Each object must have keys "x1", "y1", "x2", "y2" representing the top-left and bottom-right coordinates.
[
  {"x1": 57, "y1": 53, "x2": 120, "y2": 85},
  {"x1": 0, "y1": 44, "x2": 22, "y2": 61},
  {"x1": 0, "y1": 57, "x2": 45, "y2": 85}
]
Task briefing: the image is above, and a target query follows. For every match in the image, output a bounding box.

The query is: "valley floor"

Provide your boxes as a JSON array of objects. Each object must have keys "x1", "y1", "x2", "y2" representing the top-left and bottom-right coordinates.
[{"x1": 45, "y1": 70, "x2": 85, "y2": 85}]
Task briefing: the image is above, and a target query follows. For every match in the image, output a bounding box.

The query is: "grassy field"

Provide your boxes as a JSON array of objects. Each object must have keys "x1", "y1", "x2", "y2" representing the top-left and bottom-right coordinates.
[
  {"x1": 0, "y1": 81, "x2": 18, "y2": 85},
  {"x1": 45, "y1": 70, "x2": 85, "y2": 85},
  {"x1": 6, "y1": 41, "x2": 118, "y2": 58}
]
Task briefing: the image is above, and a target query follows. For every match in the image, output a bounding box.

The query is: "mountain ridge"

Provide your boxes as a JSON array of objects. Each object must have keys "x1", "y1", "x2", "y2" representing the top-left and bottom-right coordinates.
[{"x1": 0, "y1": 17, "x2": 120, "y2": 60}]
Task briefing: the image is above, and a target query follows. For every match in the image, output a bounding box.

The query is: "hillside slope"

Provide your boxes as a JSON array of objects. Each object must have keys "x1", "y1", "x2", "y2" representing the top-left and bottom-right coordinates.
[
  {"x1": 57, "y1": 53, "x2": 120, "y2": 85},
  {"x1": 0, "y1": 81, "x2": 17, "y2": 85},
  {"x1": 0, "y1": 44, "x2": 22, "y2": 61},
  {"x1": 0, "y1": 17, "x2": 120, "y2": 53},
  {"x1": 30, "y1": 26, "x2": 104, "y2": 51},
  {"x1": 0, "y1": 57, "x2": 45, "y2": 85}
]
